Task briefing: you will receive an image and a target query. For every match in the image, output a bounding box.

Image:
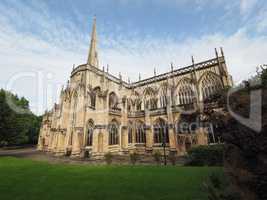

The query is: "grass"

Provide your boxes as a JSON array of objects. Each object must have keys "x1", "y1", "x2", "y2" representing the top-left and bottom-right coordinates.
[{"x1": 0, "y1": 157, "x2": 222, "y2": 200}]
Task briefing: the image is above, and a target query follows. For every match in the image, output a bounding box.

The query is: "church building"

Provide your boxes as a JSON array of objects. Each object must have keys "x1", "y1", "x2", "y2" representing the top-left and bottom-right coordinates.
[{"x1": 37, "y1": 18, "x2": 233, "y2": 157}]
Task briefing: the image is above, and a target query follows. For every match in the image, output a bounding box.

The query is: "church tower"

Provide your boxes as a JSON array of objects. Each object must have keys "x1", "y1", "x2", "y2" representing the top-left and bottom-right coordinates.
[{"x1": 87, "y1": 16, "x2": 99, "y2": 68}]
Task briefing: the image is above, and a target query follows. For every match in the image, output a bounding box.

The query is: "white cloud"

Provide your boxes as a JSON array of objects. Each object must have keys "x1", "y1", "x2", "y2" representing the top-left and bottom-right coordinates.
[
  {"x1": 240, "y1": 0, "x2": 258, "y2": 15},
  {"x1": 0, "y1": 0, "x2": 267, "y2": 115},
  {"x1": 100, "y1": 30, "x2": 267, "y2": 85},
  {"x1": 255, "y1": 9, "x2": 267, "y2": 32}
]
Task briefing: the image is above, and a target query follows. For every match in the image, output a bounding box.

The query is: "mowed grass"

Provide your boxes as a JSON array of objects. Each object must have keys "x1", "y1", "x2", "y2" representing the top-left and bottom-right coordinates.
[{"x1": 0, "y1": 157, "x2": 222, "y2": 200}]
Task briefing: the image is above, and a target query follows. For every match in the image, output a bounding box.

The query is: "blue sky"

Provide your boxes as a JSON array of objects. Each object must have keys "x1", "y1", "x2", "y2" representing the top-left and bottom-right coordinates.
[{"x1": 0, "y1": 0, "x2": 267, "y2": 114}]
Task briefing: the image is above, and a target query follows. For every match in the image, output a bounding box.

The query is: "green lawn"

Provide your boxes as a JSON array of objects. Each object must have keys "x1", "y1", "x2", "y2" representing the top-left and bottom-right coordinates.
[{"x1": 0, "y1": 157, "x2": 222, "y2": 200}]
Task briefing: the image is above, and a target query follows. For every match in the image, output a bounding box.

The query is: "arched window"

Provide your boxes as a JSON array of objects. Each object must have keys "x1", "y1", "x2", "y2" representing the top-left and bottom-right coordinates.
[
  {"x1": 135, "y1": 121, "x2": 146, "y2": 143},
  {"x1": 87, "y1": 120, "x2": 94, "y2": 146},
  {"x1": 69, "y1": 131, "x2": 73, "y2": 145},
  {"x1": 201, "y1": 72, "x2": 222, "y2": 100},
  {"x1": 89, "y1": 92, "x2": 96, "y2": 108},
  {"x1": 143, "y1": 87, "x2": 157, "y2": 110},
  {"x1": 109, "y1": 92, "x2": 119, "y2": 109},
  {"x1": 89, "y1": 87, "x2": 100, "y2": 109},
  {"x1": 145, "y1": 100, "x2": 150, "y2": 110},
  {"x1": 136, "y1": 99, "x2": 142, "y2": 111},
  {"x1": 159, "y1": 83, "x2": 168, "y2": 108},
  {"x1": 72, "y1": 93, "x2": 78, "y2": 125},
  {"x1": 151, "y1": 98, "x2": 158, "y2": 109},
  {"x1": 129, "y1": 91, "x2": 142, "y2": 111},
  {"x1": 160, "y1": 96, "x2": 167, "y2": 107},
  {"x1": 128, "y1": 123, "x2": 133, "y2": 144},
  {"x1": 177, "y1": 79, "x2": 196, "y2": 105},
  {"x1": 153, "y1": 119, "x2": 169, "y2": 144},
  {"x1": 127, "y1": 99, "x2": 132, "y2": 112},
  {"x1": 109, "y1": 120, "x2": 119, "y2": 145}
]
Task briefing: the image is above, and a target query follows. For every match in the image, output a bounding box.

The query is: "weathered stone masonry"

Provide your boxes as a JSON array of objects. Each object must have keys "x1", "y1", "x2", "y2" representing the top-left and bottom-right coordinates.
[{"x1": 38, "y1": 17, "x2": 233, "y2": 157}]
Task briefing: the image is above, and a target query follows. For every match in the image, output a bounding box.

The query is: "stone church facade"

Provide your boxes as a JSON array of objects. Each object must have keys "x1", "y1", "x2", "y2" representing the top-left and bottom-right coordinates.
[{"x1": 38, "y1": 18, "x2": 233, "y2": 157}]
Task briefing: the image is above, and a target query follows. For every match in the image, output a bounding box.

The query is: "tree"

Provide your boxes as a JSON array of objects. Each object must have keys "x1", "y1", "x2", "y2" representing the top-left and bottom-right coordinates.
[
  {"x1": 0, "y1": 89, "x2": 41, "y2": 146},
  {"x1": 203, "y1": 82, "x2": 267, "y2": 199}
]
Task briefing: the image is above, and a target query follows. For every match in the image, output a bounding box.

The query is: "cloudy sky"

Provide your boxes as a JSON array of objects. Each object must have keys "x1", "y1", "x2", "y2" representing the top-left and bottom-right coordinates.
[{"x1": 0, "y1": 0, "x2": 267, "y2": 115}]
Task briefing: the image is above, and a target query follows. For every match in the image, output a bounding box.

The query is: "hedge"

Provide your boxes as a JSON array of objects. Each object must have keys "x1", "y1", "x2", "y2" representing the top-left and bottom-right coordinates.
[{"x1": 186, "y1": 144, "x2": 224, "y2": 166}]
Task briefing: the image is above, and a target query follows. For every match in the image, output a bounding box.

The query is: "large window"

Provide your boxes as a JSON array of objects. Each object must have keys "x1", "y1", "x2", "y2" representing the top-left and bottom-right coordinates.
[
  {"x1": 89, "y1": 87, "x2": 100, "y2": 109},
  {"x1": 89, "y1": 92, "x2": 96, "y2": 108},
  {"x1": 69, "y1": 131, "x2": 73, "y2": 145},
  {"x1": 153, "y1": 119, "x2": 169, "y2": 144},
  {"x1": 135, "y1": 122, "x2": 146, "y2": 143},
  {"x1": 159, "y1": 84, "x2": 168, "y2": 108},
  {"x1": 128, "y1": 126, "x2": 133, "y2": 144},
  {"x1": 72, "y1": 93, "x2": 78, "y2": 125},
  {"x1": 87, "y1": 121, "x2": 94, "y2": 146},
  {"x1": 129, "y1": 91, "x2": 142, "y2": 111},
  {"x1": 143, "y1": 87, "x2": 157, "y2": 110},
  {"x1": 109, "y1": 92, "x2": 119, "y2": 109},
  {"x1": 201, "y1": 72, "x2": 222, "y2": 100},
  {"x1": 109, "y1": 121, "x2": 119, "y2": 145},
  {"x1": 136, "y1": 99, "x2": 142, "y2": 111},
  {"x1": 160, "y1": 96, "x2": 167, "y2": 107},
  {"x1": 87, "y1": 128, "x2": 93, "y2": 146},
  {"x1": 177, "y1": 80, "x2": 196, "y2": 105}
]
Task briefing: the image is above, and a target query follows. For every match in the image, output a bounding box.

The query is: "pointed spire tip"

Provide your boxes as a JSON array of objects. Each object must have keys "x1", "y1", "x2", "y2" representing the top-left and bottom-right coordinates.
[{"x1": 87, "y1": 16, "x2": 99, "y2": 67}]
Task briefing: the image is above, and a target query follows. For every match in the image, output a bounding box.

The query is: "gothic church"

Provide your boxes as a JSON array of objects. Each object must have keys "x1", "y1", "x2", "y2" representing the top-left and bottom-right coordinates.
[{"x1": 38, "y1": 18, "x2": 233, "y2": 157}]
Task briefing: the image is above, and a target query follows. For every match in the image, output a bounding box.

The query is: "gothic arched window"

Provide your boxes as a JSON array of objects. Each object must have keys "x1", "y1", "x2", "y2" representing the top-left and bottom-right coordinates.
[
  {"x1": 109, "y1": 120, "x2": 119, "y2": 145},
  {"x1": 143, "y1": 87, "x2": 157, "y2": 110},
  {"x1": 201, "y1": 72, "x2": 222, "y2": 100},
  {"x1": 89, "y1": 87, "x2": 100, "y2": 109},
  {"x1": 72, "y1": 93, "x2": 78, "y2": 125},
  {"x1": 89, "y1": 92, "x2": 96, "y2": 108},
  {"x1": 135, "y1": 121, "x2": 146, "y2": 143},
  {"x1": 128, "y1": 123, "x2": 133, "y2": 144},
  {"x1": 159, "y1": 83, "x2": 168, "y2": 108},
  {"x1": 160, "y1": 96, "x2": 167, "y2": 108},
  {"x1": 177, "y1": 79, "x2": 196, "y2": 105},
  {"x1": 153, "y1": 119, "x2": 169, "y2": 144},
  {"x1": 109, "y1": 92, "x2": 119, "y2": 109},
  {"x1": 136, "y1": 99, "x2": 142, "y2": 111},
  {"x1": 129, "y1": 91, "x2": 142, "y2": 111},
  {"x1": 87, "y1": 120, "x2": 94, "y2": 146}
]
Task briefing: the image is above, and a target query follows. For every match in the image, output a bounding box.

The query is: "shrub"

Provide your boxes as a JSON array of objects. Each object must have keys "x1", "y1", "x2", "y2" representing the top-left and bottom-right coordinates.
[
  {"x1": 186, "y1": 145, "x2": 223, "y2": 166},
  {"x1": 168, "y1": 152, "x2": 177, "y2": 166},
  {"x1": 104, "y1": 152, "x2": 113, "y2": 165},
  {"x1": 129, "y1": 152, "x2": 139, "y2": 165},
  {"x1": 203, "y1": 173, "x2": 241, "y2": 200},
  {"x1": 153, "y1": 151, "x2": 162, "y2": 164}
]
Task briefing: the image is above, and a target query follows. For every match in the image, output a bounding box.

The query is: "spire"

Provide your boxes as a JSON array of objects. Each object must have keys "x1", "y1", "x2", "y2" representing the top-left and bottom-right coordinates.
[{"x1": 87, "y1": 16, "x2": 99, "y2": 67}]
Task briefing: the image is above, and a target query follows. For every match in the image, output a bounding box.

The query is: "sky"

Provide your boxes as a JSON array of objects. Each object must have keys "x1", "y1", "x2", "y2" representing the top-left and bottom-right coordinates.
[{"x1": 0, "y1": 0, "x2": 267, "y2": 115}]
